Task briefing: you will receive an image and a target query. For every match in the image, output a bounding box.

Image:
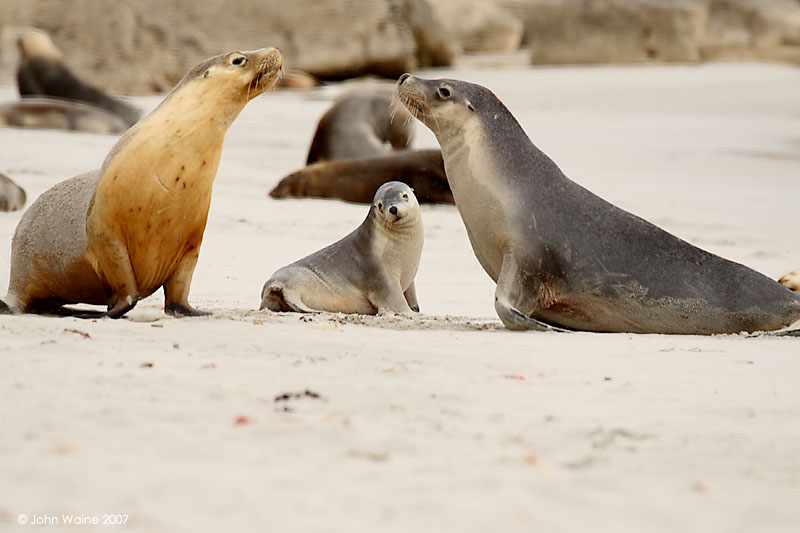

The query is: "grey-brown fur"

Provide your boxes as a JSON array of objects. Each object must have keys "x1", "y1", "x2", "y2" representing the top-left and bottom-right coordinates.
[
  {"x1": 396, "y1": 74, "x2": 800, "y2": 334},
  {"x1": 3, "y1": 171, "x2": 107, "y2": 313},
  {"x1": 0, "y1": 98, "x2": 128, "y2": 134},
  {"x1": 261, "y1": 181, "x2": 423, "y2": 314},
  {"x1": 270, "y1": 148, "x2": 453, "y2": 204},
  {"x1": 306, "y1": 87, "x2": 414, "y2": 164}
]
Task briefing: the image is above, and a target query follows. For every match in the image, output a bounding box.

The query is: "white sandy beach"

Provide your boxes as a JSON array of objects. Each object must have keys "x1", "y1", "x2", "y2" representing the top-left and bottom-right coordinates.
[{"x1": 1, "y1": 61, "x2": 799, "y2": 532}]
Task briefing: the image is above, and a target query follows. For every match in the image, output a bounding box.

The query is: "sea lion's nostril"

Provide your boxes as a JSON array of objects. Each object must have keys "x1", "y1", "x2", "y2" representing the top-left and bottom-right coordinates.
[
  {"x1": 398, "y1": 73, "x2": 411, "y2": 85},
  {"x1": 389, "y1": 206, "x2": 398, "y2": 215}
]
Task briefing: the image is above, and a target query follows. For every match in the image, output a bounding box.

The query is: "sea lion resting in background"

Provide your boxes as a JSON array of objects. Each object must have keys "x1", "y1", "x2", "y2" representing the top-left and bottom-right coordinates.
[
  {"x1": 16, "y1": 29, "x2": 141, "y2": 127},
  {"x1": 306, "y1": 86, "x2": 414, "y2": 164},
  {"x1": 0, "y1": 47, "x2": 283, "y2": 318},
  {"x1": 261, "y1": 181, "x2": 423, "y2": 314},
  {"x1": 779, "y1": 270, "x2": 800, "y2": 293},
  {"x1": 0, "y1": 97, "x2": 128, "y2": 134},
  {"x1": 395, "y1": 74, "x2": 800, "y2": 335},
  {"x1": 0, "y1": 173, "x2": 26, "y2": 212},
  {"x1": 270, "y1": 148, "x2": 453, "y2": 204}
]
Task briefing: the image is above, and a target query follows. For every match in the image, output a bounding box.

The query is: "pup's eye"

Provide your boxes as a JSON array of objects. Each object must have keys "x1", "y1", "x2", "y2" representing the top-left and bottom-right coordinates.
[
  {"x1": 438, "y1": 86, "x2": 451, "y2": 99},
  {"x1": 231, "y1": 55, "x2": 246, "y2": 66},
  {"x1": 402, "y1": 193, "x2": 409, "y2": 200},
  {"x1": 377, "y1": 202, "x2": 383, "y2": 210}
]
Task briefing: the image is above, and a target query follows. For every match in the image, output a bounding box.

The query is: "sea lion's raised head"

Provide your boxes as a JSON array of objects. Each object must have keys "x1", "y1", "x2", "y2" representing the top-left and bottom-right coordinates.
[
  {"x1": 17, "y1": 29, "x2": 62, "y2": 61},
  {"x1": 394, "y1": 74, "x2": 497, "y2": 136},
  {"x1": 174, "y1": 47, "x2": 284, "y2": 104},
  {"x1": 371, "y1": 181, "x2": 420, "y2": 228}
]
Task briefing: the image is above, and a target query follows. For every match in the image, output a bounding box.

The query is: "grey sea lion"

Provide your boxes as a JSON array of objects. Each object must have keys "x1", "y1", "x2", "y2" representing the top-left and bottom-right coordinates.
[
  {"x1": 0, "y1": 97, "x2": 128, "y2": 134},
  {"x1": 270, "y1": 148, "x2": 453, "y2": 204},
  {"x1": 261, "y1": 181, "x2": 424, "y2": 314},
  {"x1": 16, "y1": 29, "x2": 141, "y2": 127},
  {"x1": 306, "y1": 87, "x2": 414, "y2": 164},
  {"x1": 0, "y1": 173, "x2": 26, "y2": 212},
  {"x1": 0, "y1": 48, "x2": 284, "y2": 318},
  {"x1": 395, "y1": 74, "x2": 800, "y2": 334}
]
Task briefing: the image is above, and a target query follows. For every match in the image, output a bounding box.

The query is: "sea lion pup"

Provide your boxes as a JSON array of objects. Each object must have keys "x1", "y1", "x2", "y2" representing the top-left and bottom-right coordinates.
[
  {"x1": 395, "y1": 74, "x2": 800, "y2": 334},
  {"x1": 270, "y1": 148, "x2": 454, "y2": 204},
  {"x1": 0, "y1": 172, "x2": 26, "y2": 212},
  {"x1": 16, "y1": 29, "x2": 141, "y2": 127},
  {"x1": 305, "y1": 87, "x2": 414, "y2": 164},
  {"x1": 0, "y1": 97, "x2": 128, "y2": 134},
  {"x1": 261, "y1": 181, "x2": 423, "y2": 314},
  {"x1": 1, "y1": 48, "x2": 283, "y2": 318}
]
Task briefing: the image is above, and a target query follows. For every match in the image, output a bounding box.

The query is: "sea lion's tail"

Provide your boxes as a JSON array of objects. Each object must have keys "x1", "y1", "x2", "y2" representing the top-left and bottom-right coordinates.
[{"x1": 778, "y1": 269, "x2": 800, "y2": 293}]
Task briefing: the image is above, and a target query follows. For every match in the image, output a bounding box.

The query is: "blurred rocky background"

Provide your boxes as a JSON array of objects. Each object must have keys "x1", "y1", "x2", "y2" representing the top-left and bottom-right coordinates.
[{"x1": 1, "y1": 0, "x2": 799, "y2": 94}]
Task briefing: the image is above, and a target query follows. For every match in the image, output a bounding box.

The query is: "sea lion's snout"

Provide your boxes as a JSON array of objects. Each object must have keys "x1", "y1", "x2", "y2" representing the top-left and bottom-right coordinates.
[
  {"x1": 389, "y1": 205, "x2": 398, "y2": 215},
  {"x1": 398, "y1": 73, "x2": 412, "y2": 86}
]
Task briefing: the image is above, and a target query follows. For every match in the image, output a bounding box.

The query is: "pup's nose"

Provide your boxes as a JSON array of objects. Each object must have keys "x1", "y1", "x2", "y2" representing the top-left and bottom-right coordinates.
[
  {"x1": 398, "y1": 73, "x2": 411, "y2": 85},
  {"x1": 389, "y1": 206, "x2": 398, "y2": 215}
]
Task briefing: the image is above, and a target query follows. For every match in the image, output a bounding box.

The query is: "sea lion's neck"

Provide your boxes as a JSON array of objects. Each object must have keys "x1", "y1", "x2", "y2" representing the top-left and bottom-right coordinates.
[{"x1": 100, "y1": 87, "x2": 246, "y2": 188}]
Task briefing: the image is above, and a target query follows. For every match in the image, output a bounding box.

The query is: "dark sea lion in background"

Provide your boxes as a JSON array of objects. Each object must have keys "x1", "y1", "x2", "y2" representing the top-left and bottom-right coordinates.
[
  {"x1": 16, "y1": 29, "x2": 141, "y2": 127},
  {"x1": 0, "y1": 97, "x2": 128, "y2": 134},
  {"x1": 306, "y1": 87, "x2": 414, "y2": 164},
  {"x1": 270, "y1": 148, "x2": 453, "y2": 204},
  {"x1": 0, "y1": 48, "x2": 284, "y2": 318},
  {"x1": 261, "y1": 181, "x2": 423, "y2": 314},
  {"x1": 395, "y1": 74, "x2": 800, "y2": 334},
  {"x1": 0, "y1": 173, "x2": 26, "y2": 212}
]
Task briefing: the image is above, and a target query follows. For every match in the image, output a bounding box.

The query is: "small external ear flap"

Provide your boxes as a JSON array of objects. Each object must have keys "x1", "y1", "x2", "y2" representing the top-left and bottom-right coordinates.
[{"x1": 466, "y1": 100, "x2": 475, "y2": 112}]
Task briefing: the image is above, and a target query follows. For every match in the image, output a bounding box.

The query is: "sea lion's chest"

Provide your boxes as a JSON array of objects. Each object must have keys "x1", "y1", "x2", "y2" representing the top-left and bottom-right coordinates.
[{"x1": 443, "y1": 138, "x2": 509, "y2": 281}]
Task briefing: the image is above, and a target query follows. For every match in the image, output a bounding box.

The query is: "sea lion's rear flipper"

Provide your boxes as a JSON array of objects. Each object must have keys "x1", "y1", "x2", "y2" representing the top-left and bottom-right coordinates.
[
  {"x1": 494, "y1": 249, "x2": 569, "y2": 332},
  {"x1": 260, "y1": 283, "x2": 316, "y2": 313},
  {"x1": 0, "y1": 299, "x2": 11, "y2": 314}
]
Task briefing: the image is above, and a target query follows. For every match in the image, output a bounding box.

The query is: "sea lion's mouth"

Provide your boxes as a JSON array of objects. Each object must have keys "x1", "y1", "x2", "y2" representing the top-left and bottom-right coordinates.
[
  {"x1": 248, "y1": 66, "x2": 282, "y2": 96},
  {"x1": 245, "y1": 48, "x2": 283, "y2": 98},
  {"x1": 393, "y1": 78, "x2": 427, "y2": 127}
]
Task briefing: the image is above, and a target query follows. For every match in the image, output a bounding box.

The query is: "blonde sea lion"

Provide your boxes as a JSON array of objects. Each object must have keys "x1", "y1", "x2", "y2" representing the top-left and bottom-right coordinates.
[
  {"x1": 779, "y1": 270, "x2": 800, "y2": 293},
  {"x1": 269, "y1": 148, "x2": 453, "y2": 204},
  {"x1": 0, "y1": 97, "x2": 128, "y2": 134},
  {"x1": 0, "y1": 172, "x2": 26, "y2": 212},
  {"x1": 0, "y1": 48, "x2": 283, "y2": 318},
  {"x1": 395, "y1": 74, "x2": 800, "y2": 334},
  {"x1": 261, "y1": 181, "x2": 423, "y2": 314},
  {"x1": 16, "y1": 29, "x2": 142, "y2": 127},
  {"x1": 306, "y1": 87, "x2": 414, "y2": 164}
]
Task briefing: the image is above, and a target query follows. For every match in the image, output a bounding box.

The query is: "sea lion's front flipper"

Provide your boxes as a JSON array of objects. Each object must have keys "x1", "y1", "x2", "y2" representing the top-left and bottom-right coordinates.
[
  {"x1": 369, "y1": 277, "x2": 413, "y2": 315},
  {"x1": 494, "y1": 249, "x2": 569, "y2": 332},
  {"x1": 163, "y1": 246, "x2": 210, "y2": 317},
  {"x1": 403, "y1": 281, "x2": 420, "y2": 313}
]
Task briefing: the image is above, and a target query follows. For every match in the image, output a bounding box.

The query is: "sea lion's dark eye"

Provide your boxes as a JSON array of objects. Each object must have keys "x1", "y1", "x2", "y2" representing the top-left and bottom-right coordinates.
[
  {"x1": 438, "y1": 86, "x2": 451, "y2": 99},
  {"x1": 377, "y1": 202, "x2": 383, "y2": 210},
  {"x1": 402, "y1": 193, "x2": 409, "y2": 200},
  {"x1": 231, "y1": 56, "x2": 246, "y2": 66}
]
